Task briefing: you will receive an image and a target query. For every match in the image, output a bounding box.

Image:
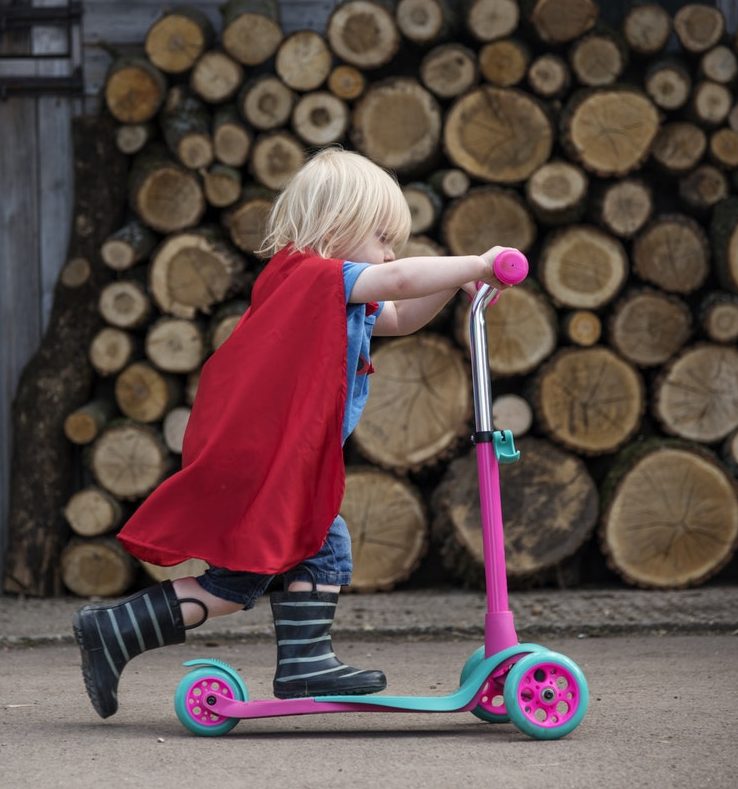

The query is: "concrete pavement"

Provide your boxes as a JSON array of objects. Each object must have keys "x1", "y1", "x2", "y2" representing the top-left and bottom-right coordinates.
[{"x1": 2, "y1": 584, "x2": 737, "y2": 647}]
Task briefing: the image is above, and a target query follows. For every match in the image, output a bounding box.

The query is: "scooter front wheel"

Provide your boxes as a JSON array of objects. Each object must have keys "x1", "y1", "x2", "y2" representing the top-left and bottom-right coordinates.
[
  {"x1": 174, "y1": 667, "x2": 247, "y2": 736},
  {"x1": 503, "y1": 651, "x2": 589, "y2": 740}
]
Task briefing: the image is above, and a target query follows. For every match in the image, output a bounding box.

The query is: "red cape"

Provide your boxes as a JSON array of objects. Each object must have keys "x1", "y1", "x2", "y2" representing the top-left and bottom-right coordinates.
[{"x1": 117, "y1": 247, "x2": 348, "y2": 573}]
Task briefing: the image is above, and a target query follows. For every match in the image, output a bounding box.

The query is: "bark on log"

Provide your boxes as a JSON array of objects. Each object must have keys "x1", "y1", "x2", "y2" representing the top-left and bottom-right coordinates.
[
  {"x1": 352, "y1": 334, "x2": 471, "y2": 472},
  {"x1": 538, "y1": 225, "x2": 628, "y2": 309},
  {"x1": 190, "y1": 50, "x2": 244, "y2": 103},
  {"x1": 145, "y1": 5, "x2": 215, "y2": 74},
  {"x1": 444, "y1": 86, "x2": 553, "y2": 183},
  {"x1": 722, "y1": 429, "x2": 738, "y2": 477},
  {"x1": 351, "y1": 78, "x2": 442, "y2": 174},
  {"x1": 63, "y1": 487, "x2": 124, "y2": 538},
  {"x1": 699, "y1": 291, "x2": 738, "y2": 344},
  {"x1": 633, "y1": 214, "x2": 710, "y2": 294},
  {"x1": 145, "y1": 317, "x2": 206, "y2": 373},
  {"x1": 529, "y1": 0, "x2": 598, "y2": 44},
  {"x1": 203, "y1": 164, "x2": 242, "y2": 208},
  {"x1": 653, "y1": 344, "x2": 738, "y2": 444},
  {"x1": 275, "y1": 30, "x2": 332, "y2": 92},
  {"x1": 455, "y1": 284, "x2": 558, "y2": 377},
  {"x1": 90, "y1": 422, "x2": 171, "y2": 500},
  {"x1": 326, "y1": 0, "x2": 400, "y2": 69},
  {"x1": 160, "y1": 87, "x2": 214, "y2": 170},
  {"x1": 148, "y1": 229, "x2": 247, "y2": 318},
  {"x1": 442, "y1": 186, "x2": 537, "y2": 255},
  {"x1": 478, "y1": 39, "x2": 529, "y2": 87},
  {"x1": 341, "y1": 468, "x2": 427, "y2": 592},
  {"x1": 213, "y1": 105, "x2": 252, "y2": 167},
  {"x1": 420, "y1": 43, "x2": 478, "y2": 99},
  {"x1": 432, "y1": 438, "x2": 598, "y2": 589},
  {"x1": 64, "y1": 400, "x2": 115, "y2": 445},
  {"x1": 623, "y1": 3, "x2": 672, "y2": 56},
  {"x1": 535, "y1": 347, "x2": 644, "y2": 455},
  {"x1": 561, "y1": 87, "x2": 660, "y2": 177},
  {"x1": 428, "y1": 168, "x2": 469, "y2": 198},
  {"x1": 104, "y1": 56, "x2": 167, "y2": 124},
  {"x1": 222, "y1": 0, "x2": 283, "y2": 66},
  {"x1": 101, "y1": 220, "x2": 157, "y2": 271},
  {"x1": 4, "y1": 117, "x2": 126, "y2": 596},
  {"x1": 601, "y1": 442, "x2": 738, "y2": 588},
  {"x1": 129, "y1": 146, "x2": 205, "y2": 233},
  {"x1": 61, "y1": 537, "x2": 137, "y2": 597},
  {"x1": 209, "y1": 300, "x2": 249, "y2": 350},
  {"x1": 608, "y1": 288, "x2": 692, "y2": 368}
]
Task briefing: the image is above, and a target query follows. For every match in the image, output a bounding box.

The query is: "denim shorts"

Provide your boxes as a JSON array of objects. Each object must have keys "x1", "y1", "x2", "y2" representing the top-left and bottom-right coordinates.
[{"x1": 196, "y1": 515, "x2": 353, "y2": 609}]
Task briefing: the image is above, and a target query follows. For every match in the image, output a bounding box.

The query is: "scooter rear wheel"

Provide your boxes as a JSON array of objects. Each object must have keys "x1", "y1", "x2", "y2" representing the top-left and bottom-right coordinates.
[{"x1": 174, "y1": 667, "x2": 247, "y2": 736}]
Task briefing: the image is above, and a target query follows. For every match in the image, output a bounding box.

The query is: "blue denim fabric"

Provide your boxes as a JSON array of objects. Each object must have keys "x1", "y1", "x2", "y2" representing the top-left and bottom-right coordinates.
[{"x1": 196, "y1": 515, "x2": 353, "y2": 609}]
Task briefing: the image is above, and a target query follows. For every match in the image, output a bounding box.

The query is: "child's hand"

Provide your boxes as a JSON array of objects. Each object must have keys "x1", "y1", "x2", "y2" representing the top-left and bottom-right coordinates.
[
  {"x1": 479, "y1": 246, "x2": 511, "y2": 291},
  {"x1": 460, "y1": 281, "x2": 479, "y2": 300}
]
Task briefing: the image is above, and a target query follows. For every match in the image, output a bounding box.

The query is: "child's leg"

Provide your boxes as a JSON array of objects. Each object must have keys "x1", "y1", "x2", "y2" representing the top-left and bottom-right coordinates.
[
  {"x1": 270, "y1": 516, "x2": 386, "y2": 698},
  {"x1": 74, "y1": 570, "x2": 270, "y2": 719}
]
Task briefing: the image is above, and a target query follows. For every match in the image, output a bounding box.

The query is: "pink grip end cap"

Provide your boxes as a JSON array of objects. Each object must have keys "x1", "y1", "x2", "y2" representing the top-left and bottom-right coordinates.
[{"x1": 493, "y1": 249, "x2": 529, "y2": 286}]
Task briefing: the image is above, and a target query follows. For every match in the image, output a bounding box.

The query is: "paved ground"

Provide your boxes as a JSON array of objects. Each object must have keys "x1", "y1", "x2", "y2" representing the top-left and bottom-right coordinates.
[
  {"x1": 1, "y1": 635, "x2": 736, "y2": 789},
  {"x1": 2, "y1": 585, "x2": 738, "y2": 647}
]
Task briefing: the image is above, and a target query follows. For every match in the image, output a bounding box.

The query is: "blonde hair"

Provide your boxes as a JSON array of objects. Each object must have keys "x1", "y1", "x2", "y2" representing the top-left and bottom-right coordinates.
[{"x1": 259, "y1": 147, "x2": 412, "y2": 259}]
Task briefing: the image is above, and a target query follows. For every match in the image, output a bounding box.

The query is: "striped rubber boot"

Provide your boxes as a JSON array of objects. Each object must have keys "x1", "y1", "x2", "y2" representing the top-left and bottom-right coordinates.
[
  {"x1": 72, "y1": 581, "x2": 204, "y2": 719},
  {"x1": 271, "y1": 591, "x2": 386, "y2": 699}
]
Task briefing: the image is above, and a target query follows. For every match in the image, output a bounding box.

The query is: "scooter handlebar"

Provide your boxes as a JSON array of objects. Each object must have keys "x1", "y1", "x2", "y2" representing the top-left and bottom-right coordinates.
[{"x1": 493, "y1": 248, "x2": 528, "y2": 286}]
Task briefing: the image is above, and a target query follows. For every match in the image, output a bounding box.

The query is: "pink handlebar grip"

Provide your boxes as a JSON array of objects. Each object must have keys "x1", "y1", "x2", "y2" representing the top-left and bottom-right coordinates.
[{"x1": 493, "y1": 249, "x2": 529, "y2": 286}]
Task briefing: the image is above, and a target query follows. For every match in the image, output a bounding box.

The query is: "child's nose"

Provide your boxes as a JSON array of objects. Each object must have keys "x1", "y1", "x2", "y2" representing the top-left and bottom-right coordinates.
[{"x1": 384, "y1": 246, "x2": 395, "y2": 262}]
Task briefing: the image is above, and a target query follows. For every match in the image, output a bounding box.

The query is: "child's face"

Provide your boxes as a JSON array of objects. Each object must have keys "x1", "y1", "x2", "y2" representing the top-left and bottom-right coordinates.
[{"x1": 346, "y1": 230, "x2": 395, "y2": 265}]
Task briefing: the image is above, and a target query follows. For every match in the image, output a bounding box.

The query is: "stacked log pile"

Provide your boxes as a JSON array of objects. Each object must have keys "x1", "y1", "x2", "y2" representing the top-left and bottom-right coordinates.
[{"x1": 39, "y1": 0, "x2": 738, "y2": 596}]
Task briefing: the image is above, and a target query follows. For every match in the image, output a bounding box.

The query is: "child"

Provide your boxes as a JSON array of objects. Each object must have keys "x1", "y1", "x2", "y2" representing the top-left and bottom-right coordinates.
[{"x1": 73, "y1": 147, "x2": 511, "y2": 718}]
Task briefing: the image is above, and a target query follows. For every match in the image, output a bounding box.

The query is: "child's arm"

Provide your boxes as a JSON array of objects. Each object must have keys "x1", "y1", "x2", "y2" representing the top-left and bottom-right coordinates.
[{"x1": 350, "y1": 248, "x2": 507, "y2": 336}]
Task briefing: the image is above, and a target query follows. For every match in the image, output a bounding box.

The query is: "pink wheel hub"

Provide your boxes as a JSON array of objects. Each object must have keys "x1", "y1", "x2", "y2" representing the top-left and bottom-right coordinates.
[
  {"x1": 184, "y1": 676, "x2": 235, "y2": 727},
  {"x1": 513, "y1": 660, "x2": 581, "y2": 728}
]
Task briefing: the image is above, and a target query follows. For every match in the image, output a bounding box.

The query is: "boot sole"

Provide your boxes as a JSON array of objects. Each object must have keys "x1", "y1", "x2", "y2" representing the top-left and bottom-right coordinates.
[
  {"x1": 73, "y1": 610, "x2": 116, "y2": 719},
  {"x1": 274, "y1": 679, "x2": 387, "y2": 699}
]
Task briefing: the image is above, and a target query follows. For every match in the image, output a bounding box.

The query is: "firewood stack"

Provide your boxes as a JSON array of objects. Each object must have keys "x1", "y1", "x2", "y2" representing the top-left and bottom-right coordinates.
[{"x1": 57, "y1": 0, "x2": 738, "y2": 598}]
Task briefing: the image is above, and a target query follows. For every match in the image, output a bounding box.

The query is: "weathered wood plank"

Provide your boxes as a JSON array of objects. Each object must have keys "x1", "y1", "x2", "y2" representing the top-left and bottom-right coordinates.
[{"x1": 0, "y1": 97, "x2": 41, "y2": 581}]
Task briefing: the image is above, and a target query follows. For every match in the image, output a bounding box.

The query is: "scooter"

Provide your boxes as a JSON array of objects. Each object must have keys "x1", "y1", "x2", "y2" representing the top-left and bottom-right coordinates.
[{"x1": 173, "y1": 249, "x2": 589, "y2": 739}]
